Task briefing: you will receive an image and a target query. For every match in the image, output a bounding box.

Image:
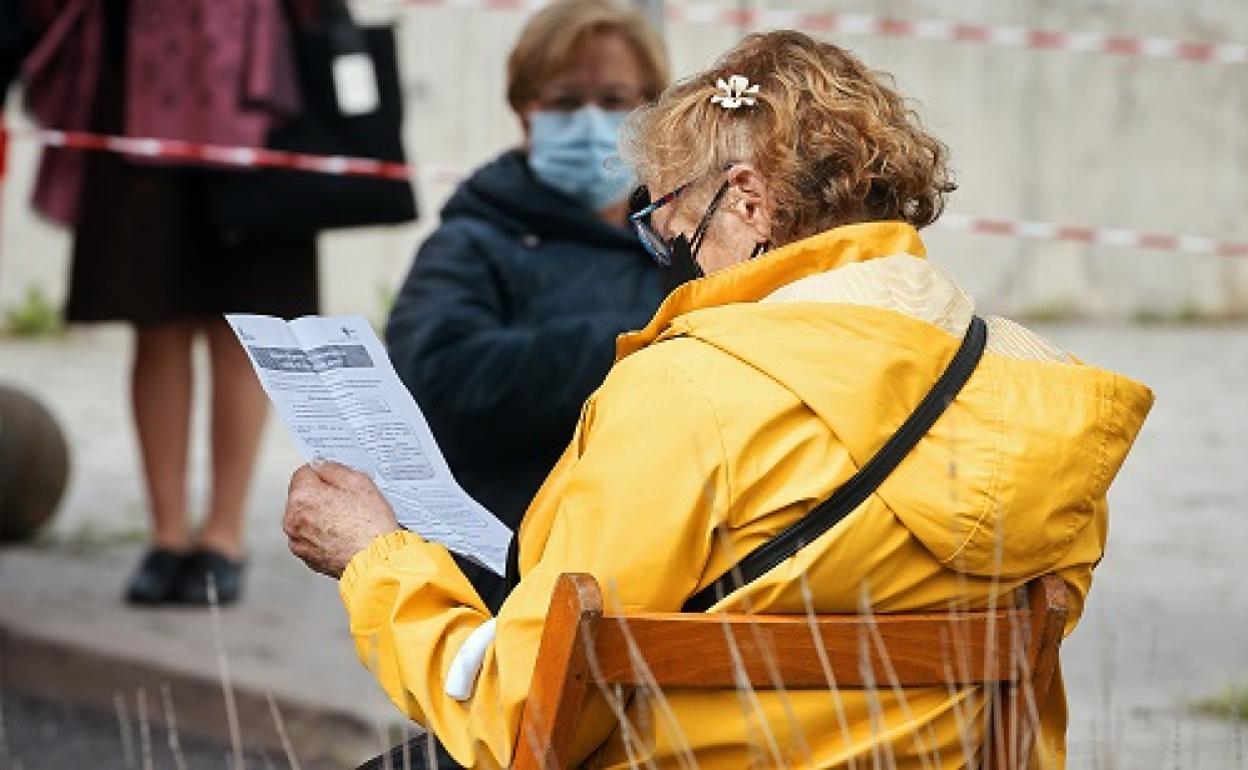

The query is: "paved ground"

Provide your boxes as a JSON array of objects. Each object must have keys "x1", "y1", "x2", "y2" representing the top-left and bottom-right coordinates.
[
  {"x1": 1038, "y1": 323, "x2": 1248, "y2": 769},
  {"x1": 1, "y1": 690, "x2": 340, "y2": 770},
  {"x1": 1, "y1": 322, "x2": 1246, "y2": 768}
]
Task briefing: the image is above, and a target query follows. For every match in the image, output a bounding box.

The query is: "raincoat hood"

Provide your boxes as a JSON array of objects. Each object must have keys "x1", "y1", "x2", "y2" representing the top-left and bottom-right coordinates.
[{"x1": 619, "y1": 221, "x2": 1154, "y2": 579}]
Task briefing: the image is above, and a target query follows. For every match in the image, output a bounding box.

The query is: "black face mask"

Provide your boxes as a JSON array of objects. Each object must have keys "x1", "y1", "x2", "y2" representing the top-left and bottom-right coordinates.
[
  {"x1": 659, "y1": 234, "x2": 705, "y2": 295},
  {"x1": 659, "y1": 235, "x2": 770, "y2": 295},
  {"x1": 631, "y1": 178, "x2": 769, "y2": 294}
]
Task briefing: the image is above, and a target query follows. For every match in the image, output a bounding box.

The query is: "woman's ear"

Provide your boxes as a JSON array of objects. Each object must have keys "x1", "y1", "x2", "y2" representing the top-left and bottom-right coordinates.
[{"x1": 726, "y1": 163, "x2": 773, "y2": 242}]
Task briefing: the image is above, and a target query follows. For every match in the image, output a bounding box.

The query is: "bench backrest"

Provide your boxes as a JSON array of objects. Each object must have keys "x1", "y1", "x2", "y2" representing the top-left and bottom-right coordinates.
[{"x1": 512, "y1": 572, "x2": 1068, "y2": 770}]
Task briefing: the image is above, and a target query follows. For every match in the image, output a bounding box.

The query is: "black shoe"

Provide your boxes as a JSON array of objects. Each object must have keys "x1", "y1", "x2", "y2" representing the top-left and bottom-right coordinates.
[
  {"x1": 125, "y1": 549, "x2": 190, "y2": 605},
  {"x1": 175, "y1": 549, "x2": 246, "y2": 605}
]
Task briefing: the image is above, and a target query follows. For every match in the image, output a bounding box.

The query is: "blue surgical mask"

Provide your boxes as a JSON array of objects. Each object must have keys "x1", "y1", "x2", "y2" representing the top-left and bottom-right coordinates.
[{"x1": 528, "y1": 106, "x2": 635, "y2": 212}]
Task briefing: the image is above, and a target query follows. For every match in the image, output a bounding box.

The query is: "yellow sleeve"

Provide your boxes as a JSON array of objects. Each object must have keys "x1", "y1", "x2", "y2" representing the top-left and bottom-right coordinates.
[{"x1": 338, "y1": 348, "x2": 730, "y2": 768}]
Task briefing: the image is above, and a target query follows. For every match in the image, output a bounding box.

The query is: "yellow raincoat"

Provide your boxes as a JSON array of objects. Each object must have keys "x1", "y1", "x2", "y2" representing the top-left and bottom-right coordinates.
[{"x1": 340, "y1": 221, "x2": 1153, "y2": 769}]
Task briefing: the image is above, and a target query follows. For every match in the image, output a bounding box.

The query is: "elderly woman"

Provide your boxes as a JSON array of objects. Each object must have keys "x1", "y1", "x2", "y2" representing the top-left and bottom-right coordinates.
[
  {"x1": 384, "y1": 0, "x2": 668, "y2": 613},
  {"x1": 286, "y1": 31, "x2": 1152, "y2": 769}
]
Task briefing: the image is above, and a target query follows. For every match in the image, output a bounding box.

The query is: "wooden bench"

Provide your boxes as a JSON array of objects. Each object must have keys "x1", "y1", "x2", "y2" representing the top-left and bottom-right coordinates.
[{"x1": 513, "y1": 572, "x2": 1068, "y2": 770}]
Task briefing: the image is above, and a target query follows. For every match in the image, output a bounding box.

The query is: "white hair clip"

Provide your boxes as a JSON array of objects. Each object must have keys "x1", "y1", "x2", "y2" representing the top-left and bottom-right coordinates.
[{"x1": 711, "y1": 75, "x2": 760, "y2": 110}]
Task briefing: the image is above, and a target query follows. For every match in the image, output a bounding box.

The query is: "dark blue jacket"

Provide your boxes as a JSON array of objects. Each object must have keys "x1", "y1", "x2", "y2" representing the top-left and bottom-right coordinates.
[{"x1": 385, "y1": 149, "x2": 664, "y2": 608}]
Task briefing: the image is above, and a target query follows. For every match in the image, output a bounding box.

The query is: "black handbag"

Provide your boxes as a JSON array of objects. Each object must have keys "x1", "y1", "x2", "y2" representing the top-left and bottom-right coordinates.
[{"x1": 204, "y1": 0, "x2": 418, "y2": 237}]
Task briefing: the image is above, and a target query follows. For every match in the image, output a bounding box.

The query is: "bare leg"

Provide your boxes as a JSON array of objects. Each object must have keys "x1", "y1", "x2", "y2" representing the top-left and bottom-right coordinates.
[
  {"x1": 196, "y1": 317, "x2": 267, "y2": 560},
  {"x1": 132, "y1": 320, "x2": 198, "y2": 552}
]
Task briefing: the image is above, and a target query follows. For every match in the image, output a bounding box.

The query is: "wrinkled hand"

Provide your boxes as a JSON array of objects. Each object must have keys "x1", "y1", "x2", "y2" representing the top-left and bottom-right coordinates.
[{"x1": 283, "y1": 461, "x2": 400, "y2": 578}]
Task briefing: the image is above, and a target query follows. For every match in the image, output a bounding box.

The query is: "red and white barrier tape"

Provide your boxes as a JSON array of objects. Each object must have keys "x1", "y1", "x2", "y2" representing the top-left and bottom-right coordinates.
[
  {"x1": 935, "y1": 213, "x2": 1248, "y2": 257},
  {"x1": 382, "y1": 0, "x2": 1248, "y2": 67},
  {"x1": 39, "y1": 129, "x2": 415, "y2": 180},
  {"x1": 14, "y1": 128, "x2": 1248, "y2": 257},
  {"x1": 398, "y1": 0, "x2": 539, "y2": 9},
  {"x1": 666, "y1": 6, "x2": 1248, "y2": 65}
]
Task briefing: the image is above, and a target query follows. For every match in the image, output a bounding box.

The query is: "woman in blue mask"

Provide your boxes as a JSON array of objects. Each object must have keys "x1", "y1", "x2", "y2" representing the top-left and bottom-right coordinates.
[{"x1": 385, "y1": 0, "x2": 669, "y2": 614}]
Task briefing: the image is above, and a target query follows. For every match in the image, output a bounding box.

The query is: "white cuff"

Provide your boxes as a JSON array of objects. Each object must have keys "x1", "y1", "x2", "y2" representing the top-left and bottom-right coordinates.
[{"x1": 444, "y1": 618, "x2": 497, "y2": 702}]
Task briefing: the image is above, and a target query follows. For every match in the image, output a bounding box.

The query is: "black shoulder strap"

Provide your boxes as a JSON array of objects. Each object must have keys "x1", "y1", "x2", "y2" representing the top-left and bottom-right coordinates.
[{"x1": 682, "y1": 315, "x2": 989, "y2": 613}]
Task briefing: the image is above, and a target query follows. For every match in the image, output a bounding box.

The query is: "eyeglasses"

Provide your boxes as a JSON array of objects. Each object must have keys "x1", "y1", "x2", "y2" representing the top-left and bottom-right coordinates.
[
  {"x1": 533, "y1": 89, "x2": 645, "y2": 113},
  {"x1": 628, "y1": 178, "x2": 730, "y2": 266}
]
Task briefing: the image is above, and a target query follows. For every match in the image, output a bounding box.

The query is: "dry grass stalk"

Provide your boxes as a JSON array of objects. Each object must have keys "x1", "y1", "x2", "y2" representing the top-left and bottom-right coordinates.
[
  {"x1": 135, "y1": 688, "x2": 153, "y2": 770},
  {"x1": 733, "y1": 588, "x2": 815, "y2": 767},
  {"x1": 856, "y1": 587, "x2": 937, "y2": 768},
  {"x1": 207, "y1": 573, "x2": 245, "y2": 769},
  {"x1": 707, "y1": 526, "x2": 787, "y2": 768},
  {"x1": 423, "y1": 729, "x2": 436, "y2": 770},
  {"x1": 377, "y1": 724, "x2": 393, "y2": 770},
  {"x1": 113, "y1": 689, "x2": 136, "y2": 769},
  {"x1": 265, "y1": 692, "x2": 301, "y2": 770},
  {"x1": 602, "y1": 581, "x2": 698, "y2": 770},
  {"x1": 799, "y1": 572, "x2": 860, "y2": 770},
  {"x1": 160, "y1": 683, "x2": 189, "y2": 770},
  {"x1": 580, "y1": 616, "x2": 657, "y2": 770}
]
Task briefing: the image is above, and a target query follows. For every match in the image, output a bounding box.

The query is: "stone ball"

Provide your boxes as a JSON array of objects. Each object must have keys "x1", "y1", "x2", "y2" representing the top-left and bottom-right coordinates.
[{"x1": 0, "y1": 385, "x2": 70, "y2": 542}]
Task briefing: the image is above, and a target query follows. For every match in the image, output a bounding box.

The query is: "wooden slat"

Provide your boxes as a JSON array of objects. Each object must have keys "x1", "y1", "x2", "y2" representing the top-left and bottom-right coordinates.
[
  {"x1": 511, "y1": 574, "x2": 603, "y2": 770},
  {"x1": 591, "y1": 607, "x2": 1029, "y2": 689}
]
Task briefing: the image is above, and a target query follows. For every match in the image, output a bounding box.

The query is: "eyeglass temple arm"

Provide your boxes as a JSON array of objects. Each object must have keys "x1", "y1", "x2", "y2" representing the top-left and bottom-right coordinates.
[{"x1": 690, "y1": 181, "x2": 731, "y2": 253}]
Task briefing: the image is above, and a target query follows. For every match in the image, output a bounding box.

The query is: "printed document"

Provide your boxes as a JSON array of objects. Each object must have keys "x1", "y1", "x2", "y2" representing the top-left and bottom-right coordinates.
[{"x1": 227, "y1": 314, "x2": 511, "y2": 575}]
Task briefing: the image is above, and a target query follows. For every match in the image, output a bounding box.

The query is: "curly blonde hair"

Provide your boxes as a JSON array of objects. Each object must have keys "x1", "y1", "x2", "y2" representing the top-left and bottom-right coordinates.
[{"x1": 624, "y1": 31, "x2": 954, "y2": 245}]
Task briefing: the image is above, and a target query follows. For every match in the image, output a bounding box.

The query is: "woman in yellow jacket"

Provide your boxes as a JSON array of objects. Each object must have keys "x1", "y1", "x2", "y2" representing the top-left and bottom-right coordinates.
[{"x1": 283, "y1": 31, "x2": 1153, "y2": 769}]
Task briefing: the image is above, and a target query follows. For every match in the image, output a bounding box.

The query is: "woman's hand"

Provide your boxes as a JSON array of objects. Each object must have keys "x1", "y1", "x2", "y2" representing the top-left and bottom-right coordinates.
[{"x1": 283, "y1": 461, "x2": 401, "y2": 578}]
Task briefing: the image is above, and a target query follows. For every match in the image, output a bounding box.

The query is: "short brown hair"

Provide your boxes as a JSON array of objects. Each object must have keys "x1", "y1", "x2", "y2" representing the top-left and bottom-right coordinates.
[
  {"x1": 506, "y1": 0, "x2": 669, "y2": 113},
  {"x1": 625, "y1": 31, "x2": 954, "y2": 244}
]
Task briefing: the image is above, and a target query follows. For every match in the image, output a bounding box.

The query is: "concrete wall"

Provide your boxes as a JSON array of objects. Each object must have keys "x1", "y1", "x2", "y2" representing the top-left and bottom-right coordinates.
[{"x1": 3, "y1": 0, "x2": 1248, "y2": 323}]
